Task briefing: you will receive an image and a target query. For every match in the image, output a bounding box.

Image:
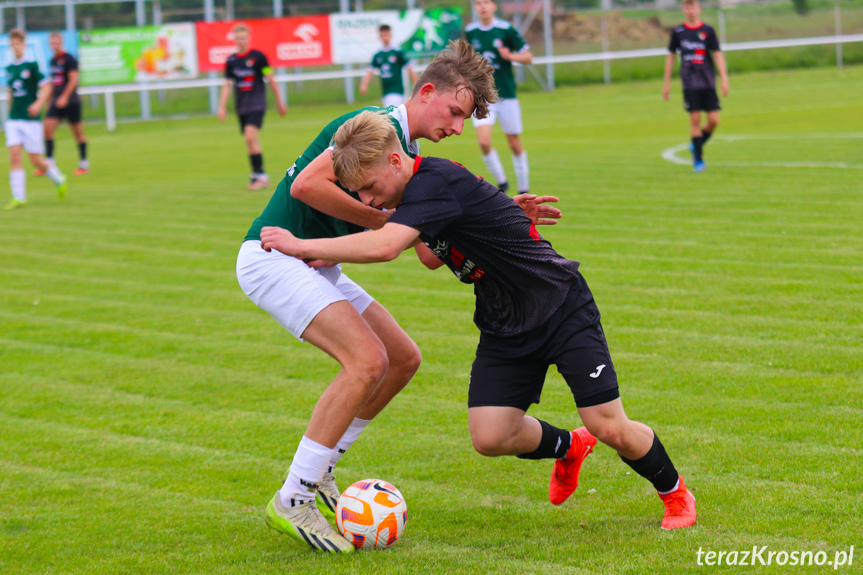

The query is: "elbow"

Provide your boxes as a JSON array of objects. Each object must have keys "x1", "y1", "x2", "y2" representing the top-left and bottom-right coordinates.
[
  {"x1": 378, "y1": 245, "x2": 401, "y2": 262},
  {"x1": 290, "y1": 178, "x2": 309, "y2": 200}
]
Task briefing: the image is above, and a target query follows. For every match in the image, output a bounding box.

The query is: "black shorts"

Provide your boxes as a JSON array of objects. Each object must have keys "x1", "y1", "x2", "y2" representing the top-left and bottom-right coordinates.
[
  {"x1": 468, "y1": 274, "x2": 620, "y2": 412},
  {"x1": 46, "y1": 100, "x2": 82, "y2": 124},
  {"x1": 683, "y1": 89, "x2": 720, "y2": 112},
  {"x1": 238, "y1": 110, "x2": 265, "y2": 132}
]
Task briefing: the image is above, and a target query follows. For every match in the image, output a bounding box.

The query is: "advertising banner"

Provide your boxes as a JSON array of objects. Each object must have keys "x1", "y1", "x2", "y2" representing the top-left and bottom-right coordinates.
[
  {"x1": 195, "y1": 15, "x2": 332, "y2": 73},
  {"x1": 0, "y1": 31, "x2": 79, "y2": 87},
  {"x1": 78, "y1": 23, "x2": 198, "y2": 86},
  {"x1": 329, "y1": 8, "x2": 462, "y2": 65}
]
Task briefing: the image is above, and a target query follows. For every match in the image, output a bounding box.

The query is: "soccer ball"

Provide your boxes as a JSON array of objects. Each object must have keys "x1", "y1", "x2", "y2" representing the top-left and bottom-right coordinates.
[{"x1": 336, "y1": 479, "x2": 407, "y2": 550}]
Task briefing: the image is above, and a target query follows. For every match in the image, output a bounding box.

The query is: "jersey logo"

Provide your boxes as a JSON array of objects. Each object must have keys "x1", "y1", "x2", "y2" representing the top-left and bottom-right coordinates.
[
  {"x1": 698, "y1": 31, "x2": 707, "y2": 41},
  {"x1": 493, "y1": 39, "x2": 503, "y2": 49},
  {"x1": 246, "y1": 58, "x2": 255, "y2": 67},
  {"x1": 529, "y1": 223, "x2": 541, "y2": 242},
  {"x1": 20, "y1": 70, "x2": 30, "y2": 79}
]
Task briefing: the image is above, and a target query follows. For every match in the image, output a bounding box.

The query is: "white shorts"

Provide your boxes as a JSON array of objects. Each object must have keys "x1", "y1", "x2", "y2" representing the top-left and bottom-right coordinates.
[
  {"x1": 382, "y1": 93, "x2": 405, "y2": 108},
  {"x1": 471, "y1": 98, "x2": 523, "y2": 135},
  {"x1": 236, "y1": 240, "x2": 374, "y2": 342},
  {"x1": 5, "y1": 120, "x2": 45, "y2": 154}
]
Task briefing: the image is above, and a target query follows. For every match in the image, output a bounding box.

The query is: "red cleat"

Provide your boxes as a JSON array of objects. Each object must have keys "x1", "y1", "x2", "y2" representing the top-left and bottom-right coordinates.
[
  {"x1": 659, "y1": 476, "x2": 697, "y2": 529},
  {"x1": 33, "y1": 168, "x2": 46, "y2": 177},
  {"x1": 549, "y1": 427, "x2": 597, "y2": 505},
  {"x1": 73, "y1": 167, "x2": 89, "y2": 175}
]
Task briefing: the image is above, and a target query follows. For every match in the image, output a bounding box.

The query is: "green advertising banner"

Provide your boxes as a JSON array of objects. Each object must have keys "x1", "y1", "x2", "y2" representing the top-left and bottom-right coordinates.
[{"x1": 79, "y1": 23, "x2": 198, "y2": 86}]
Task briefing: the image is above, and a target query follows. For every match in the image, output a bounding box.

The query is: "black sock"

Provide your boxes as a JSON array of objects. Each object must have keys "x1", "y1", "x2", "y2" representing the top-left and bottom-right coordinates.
[
  {"x1": 692, "y1": 136, "x2": 704, "y2": 162},
  {"x1": 78, "y1": 141, "x2": 87, "y2": 161},
  {"x1": 517, "y1": 420, "x2": 572, "y2": 460},
  {"x1": 701, "y1": 129, "x2": 713, "y2": 145},
  {"x1": 250, "y1": 153, "x2": 263, "y2": 174},
  {"x1": 620, "y1": 432, "x2": 679, "y2": 493},
  {"x1": 46, "y1": 140, "x2": 54, "y2": 159}
]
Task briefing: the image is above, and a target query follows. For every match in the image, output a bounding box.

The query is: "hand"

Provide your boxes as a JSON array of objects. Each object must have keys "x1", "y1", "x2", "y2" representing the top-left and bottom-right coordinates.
[
  {"x1": 278, "y1": 102, "x2": 288, "y2": 116},
  {"x1": 662, "y1": 85, "x2": 670, "y2": 101},
  {"x1": 359, "y1": 84, "x2": 368, "y2": 95},
  {"x1": 367, "y1": 207, "x2": 393, "y2": 230},
  {"x1": 498, "y1": 47, "x2": 513, "y2": 61},
  {"x1": 721, "y1": 79, "x2": 729, "y2": 97},
  {"x1": 56, "y1": 96, "x2": 68, "y2": 109},
  {"x1": 217, "y1": 108, "x2": 227, "y2": 123},
  {"x1": 27, "y1": 102, "x2": 41, "y2": 117},
  {"x1": 513, "y1": 194, "x2": 561, "y2": 226},
  {"x1": 260, "y1": 226, "x2": 301, "y2": 256}
]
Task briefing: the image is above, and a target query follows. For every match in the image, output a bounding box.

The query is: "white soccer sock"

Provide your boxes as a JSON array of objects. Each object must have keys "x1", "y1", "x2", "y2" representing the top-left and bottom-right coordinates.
[
  {"x1": 512, "y1": 151, "x2": 529, "y2": 193},
  {"x1": 9, "y1": 170, "x2": 26, "y2": 202},
  {"x1": 279, "y1": 436, "x2": 333, "y2": 507},
  {"x1": 658, "y1": 478, "x2": 680, "y2": 495},
  {"x1": 482, "y1": 149, "x2": 507, "y2": 186},
  {"x1": 328, "y1": 417, "x2": 371, "y2": 472},
  {"x1": 45, "y1": 164, "x2": 65, "y2": 186},
  {"x1": 79, "y1": 159, "x2": 90, "y2": 170}
]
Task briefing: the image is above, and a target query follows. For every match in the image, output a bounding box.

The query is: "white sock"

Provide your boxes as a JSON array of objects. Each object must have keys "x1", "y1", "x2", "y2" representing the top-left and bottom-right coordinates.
[
  {"x1": 658, "y1": 478, "x2": 680, "y2": 495},
  {"x1": 10, "y1": 169, "x2": 26, "y2": 202},
  {"x1": 482, "y1": 149, "x2": 507, "y2": 186},
  {"x1": 279, "y1": 436, "x2": 333, "y2": 507},
  {"x1": 46, "y1": 164, "x2": 64, "y2": 185},
  {"x1": 79, "y1": 159, "x2": 89, "y2": 170},
  {"x1": 328, "y1": 417, "x2": 371, "y2": 472},
  {"x1": 512, "y1": 151, "x2": 529, "y2": 193}
]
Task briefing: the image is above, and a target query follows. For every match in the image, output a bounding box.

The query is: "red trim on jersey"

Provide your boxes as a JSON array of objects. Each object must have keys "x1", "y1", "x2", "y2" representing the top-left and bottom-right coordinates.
[
  {"x1": 684, "y1": 21, "x2": 704, "y2": 30},
  {"x1": 235, "y1": 49, "x2": 252, "y2": 58},
  {"x1": 413, "y1": 156, "x2": 423, "y2": 174},
  {"x1": 54, "y1": 51, "x2": 67, "y2": 58}
]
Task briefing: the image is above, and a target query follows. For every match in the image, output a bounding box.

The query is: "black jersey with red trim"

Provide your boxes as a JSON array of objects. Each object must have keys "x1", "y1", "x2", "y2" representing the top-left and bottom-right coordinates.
[
  {"x1": 668, "y1": 22, "x2": 720, "y2": 91},
  {"x1": 225, "y1": 49, "x2": 270, "y2": 114},
  {"x1": 49, "y1": 52, "x2": 80, "y2": 102},
  {"x1": 388, "y1": 156, "x2": 583, "y2": 336}
]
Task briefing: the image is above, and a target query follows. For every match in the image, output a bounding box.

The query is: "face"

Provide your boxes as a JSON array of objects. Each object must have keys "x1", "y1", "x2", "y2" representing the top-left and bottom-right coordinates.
[
  {"x1": 10, "y1": 38, "x2": 25, "y2": 60},
  {"x1": 380, "y1": 29, "x2": 392, "y2": 45},
  {"x1": 414, "y1": 84, "x2": 475, "y2": 142},
  {"x1": 49, "y1": 34, "x2": 63, "y2": 54},
  {"x1": 682, "y1": 2, "x2": 701, "y2": 22},
  {"x1": 474, "y1": 0, "x2": 497, "y2": 22},
  {"x1": 233, "y1": 30, "x2": 250, "y2": 53},
  {"x1": 353, "y1": 152, "x2": 407, "y2": 211}
]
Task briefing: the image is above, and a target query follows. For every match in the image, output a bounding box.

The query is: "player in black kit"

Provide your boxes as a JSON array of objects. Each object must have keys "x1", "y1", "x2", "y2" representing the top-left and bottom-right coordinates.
[
  {"x1": 217, "y1": 24, "x2": 287, "y2": 190},
  {"x1": 38, "y1": 32, "x2": 88, "y2": 176},
  {"x1": 259, "y1": 111, "x2": 698, "y2": 530},
  {"x1": 662, "y1": 0, "x2": 729, "y2": 172}
]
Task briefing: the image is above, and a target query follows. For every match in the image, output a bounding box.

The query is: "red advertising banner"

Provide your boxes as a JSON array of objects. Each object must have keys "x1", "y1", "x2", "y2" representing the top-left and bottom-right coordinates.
[{"x1": 196, "y1": 15, "x2": 331, "y2": 72}]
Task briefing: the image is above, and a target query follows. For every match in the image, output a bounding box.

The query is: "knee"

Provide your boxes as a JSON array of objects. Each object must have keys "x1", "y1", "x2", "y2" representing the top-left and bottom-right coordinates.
[
  {"x1": 589, "y1": 422, "x2": 627, "y2": 452},
  {"x1": 347, "y1": 349, "x2": 390, "y2": 392},
  {"x1": 470, "y1": 428, "x2": 508, "y2": 457},
  {"x1": 478, "y1": 141, "x2": 493, "y2": 154},
  {"x1": 394, "y1": 342, "x2": 422, "y2": 381}
]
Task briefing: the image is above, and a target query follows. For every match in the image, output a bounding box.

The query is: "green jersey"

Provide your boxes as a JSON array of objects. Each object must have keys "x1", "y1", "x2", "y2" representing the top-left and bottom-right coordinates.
[
  {"x1": 464, "y1": 19, "x2": 528, "y2": 100},
  {"x1": 6, "y1": 59, "x2": 45, "y2": 121},
  {"x1": 245, "y1": 105, "x2": 419, "y2": 241},
  {"x1": 369, "y1": 46, "x2": 411, "y2": 96}
]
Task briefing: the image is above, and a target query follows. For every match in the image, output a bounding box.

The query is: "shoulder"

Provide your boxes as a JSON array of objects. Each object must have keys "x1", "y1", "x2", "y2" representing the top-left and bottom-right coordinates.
[
  {"x1": 493, "y1": 18, "x2": 515, "y2": 31},
  {"x1": 672, "y1": 25, "x2": 685, "y2": 34},
  {"x1": 464, "y1": 21, "x2": 481, "y2": 32}
]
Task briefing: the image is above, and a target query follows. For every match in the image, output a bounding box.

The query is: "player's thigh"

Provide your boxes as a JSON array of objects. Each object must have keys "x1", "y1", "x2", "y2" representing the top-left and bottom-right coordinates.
[
  {"x1": 468, "y1": 404, "x2": 529, "y2": 444},
  {"x1": 243, "y1": 123, "x2": 261, "y2": 143},
  {"x1": 359, "y1": 300, "x2": 420, "y2": 366},
  {"x1": 301, "y1": 299, "x2": 386, "y2": 368},
  {"x1": 5, "y1": 121, "x2": 25, "y2": 150},
  {"x1": 471, "y1": 105, "x2": 497, "y2": 130},
  {"x1": 237, "y1": 240, "x2": 360, "y2": 342},
  {"x1": 21, "y1": 122, "x2": 45, "y2": 155},
  {"x1": 43, "y1": 116, "x2": 60, "y2": 138},
  {"x1": 381, "y1": 93, "x2": 405, "y2": 108},
  {"x1": 496, "y1": 99, "x2": 523, "y2": 135}
]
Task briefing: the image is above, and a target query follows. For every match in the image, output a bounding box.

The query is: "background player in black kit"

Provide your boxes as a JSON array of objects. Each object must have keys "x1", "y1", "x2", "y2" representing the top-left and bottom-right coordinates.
[
  {"x1": 218, "y1": 23, "x2": 287, "y2": 190},
  {"x1": 37, "y1": 32, "x2": 88, "y2": 176},
  {"x1": 259, "y1": 111, "x2": 698, "y2": 531},
  {"x1": 662, "y1": 0, "x2": 729, "y2": 173}
]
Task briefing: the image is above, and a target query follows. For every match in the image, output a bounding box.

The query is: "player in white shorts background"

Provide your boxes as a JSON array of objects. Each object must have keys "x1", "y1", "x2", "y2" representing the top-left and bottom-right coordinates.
[{"x1": 465, "y1": 0, "x2": 533, "y2": 194}]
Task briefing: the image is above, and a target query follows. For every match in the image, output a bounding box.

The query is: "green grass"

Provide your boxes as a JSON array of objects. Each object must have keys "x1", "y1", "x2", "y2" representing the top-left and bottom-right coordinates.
[{"x1": 1, "y1": 65, "x2": 862, "y2": 574}]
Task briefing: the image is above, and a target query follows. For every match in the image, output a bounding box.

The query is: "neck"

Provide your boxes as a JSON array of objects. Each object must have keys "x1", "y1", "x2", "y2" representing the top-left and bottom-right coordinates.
[{"x1": 479, "y1": 16, "x2": 494, "y2": 26}]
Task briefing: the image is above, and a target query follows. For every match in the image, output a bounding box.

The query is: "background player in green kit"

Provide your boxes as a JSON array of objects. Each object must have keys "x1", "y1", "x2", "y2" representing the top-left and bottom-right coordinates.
[
  {"x1": 236, "y1": 40, "x2": 500, "y2": 553},
  {"x1": 465, "y1": 0, "x2": 533, "y2": 194},
  {"x1": 359, "y1": 24, "x2": 418, "y2": 107},
  {"x1": 4, "y1": 29, "x2": 67, "y2": 211},
  {"x1": 260, "y1": 110, "x2": 698, "y2": 533},
  {"x1": 662, "y1": 0, "x2": 729, "y2": 172}
]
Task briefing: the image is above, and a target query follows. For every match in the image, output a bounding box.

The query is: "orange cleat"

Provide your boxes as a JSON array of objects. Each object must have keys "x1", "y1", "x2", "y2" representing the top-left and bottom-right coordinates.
[
  {"x1": 659, "y1": 476, "x2": 697, "y2": 529},
  {"x1": 33, "y1": 168, "x2": 46, "y2": 177},
  {"x1": 248, "y1": 177, "x2": 269, "y2": 191},
  {"x1": 549, "y1": 427, "x2": 597, "y2": 505},
  {"x1": 73, "y1": 167, "x2": 89, "y2": 175}
]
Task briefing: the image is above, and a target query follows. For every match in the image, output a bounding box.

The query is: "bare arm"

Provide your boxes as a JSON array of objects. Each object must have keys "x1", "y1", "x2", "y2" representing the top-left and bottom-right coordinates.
[
  {"x1": 260, "y1": 222, "x2": 421, "y2": 263},
  {"x1": 359, "y1": 69, "x2": 375, "y2": 95},
  {"x1": 267, "y1": 71, "x2": 288, "y2": 116},
  {"x1": 713, "y1": 51, "x2": 729, "y2": 97},
  {"x1": 498, "y1": 47, "x2": 532, "y2": 65},
  {"x1": 414, "y1": 242, "x2": 445, "y2": 270},
  {"x1": 217, "y1": 79, "x2": 232, "y2": 122},
  {"x1": 662, "y1": 53, "x2": 675, "y2": 101},
  {"x1": 291, "y1": 150, "x2": 391, "y2": 230},
  {"x1": 28, "y1": 82, "x2": 53, "y2": 117}
]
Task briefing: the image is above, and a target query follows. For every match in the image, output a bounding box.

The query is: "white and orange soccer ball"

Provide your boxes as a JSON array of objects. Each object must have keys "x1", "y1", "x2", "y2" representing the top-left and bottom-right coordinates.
[{"x1": 336, "y1": 479, "x2": 407, "y2": 550}]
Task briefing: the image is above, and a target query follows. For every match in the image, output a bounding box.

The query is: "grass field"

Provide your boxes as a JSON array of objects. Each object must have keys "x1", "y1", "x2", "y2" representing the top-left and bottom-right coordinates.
[{"x1": 1, "y1": 65, "x2": 861, "y2": 574}]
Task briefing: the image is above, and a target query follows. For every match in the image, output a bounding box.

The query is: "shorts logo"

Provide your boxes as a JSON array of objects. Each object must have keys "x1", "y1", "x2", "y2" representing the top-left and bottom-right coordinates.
[{"x1": 589, "y1": 364, "x2": 606, "y2": 378}]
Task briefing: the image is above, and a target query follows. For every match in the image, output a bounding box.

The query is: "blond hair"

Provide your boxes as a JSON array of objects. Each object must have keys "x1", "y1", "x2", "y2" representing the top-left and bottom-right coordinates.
[
  {"x1": 231, "y1": 23, "x2": 250, "y2": 36},
  {"x1": 413, "y1": 39, "x2": 498, "y2": 119},
  {"x1": 9, "y1": 29, "x2": 26, "y2": 42},
  {"x1": 332, "y1": 111, "x2": 401, "y2": 191}
]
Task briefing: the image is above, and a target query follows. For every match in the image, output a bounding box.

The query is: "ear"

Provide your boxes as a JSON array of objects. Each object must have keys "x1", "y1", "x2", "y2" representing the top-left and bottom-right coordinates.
[
  {"x1": 419, "y1": 83, "x2": 436, "y2": 103},
  {"x1": 389, "y1": 151, "x2": 402, "y2": 172}
]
